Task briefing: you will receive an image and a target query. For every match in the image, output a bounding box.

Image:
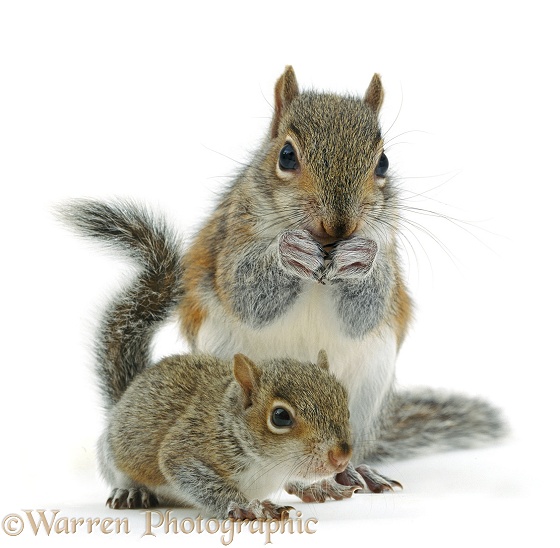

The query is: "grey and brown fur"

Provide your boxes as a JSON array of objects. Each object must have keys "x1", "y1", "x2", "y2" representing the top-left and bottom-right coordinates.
[
  {"x1": 59, "y1": 200, "x2": 185, "y2": 409},
  {"x1": 175, "y1": 66, "x2": 506, "y2": 490},
  {"x1": 60, "y1": 200, "x2": 354, "y2": 518},
  {"x1": 62, "y1": 66, "x2": 507, "y2": 504}
]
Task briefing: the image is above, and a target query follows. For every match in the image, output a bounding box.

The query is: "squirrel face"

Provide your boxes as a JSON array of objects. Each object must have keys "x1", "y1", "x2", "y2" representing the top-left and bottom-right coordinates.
[
  {"x1": 256, "y1": 66, "x2": 390, "y2": 246},
  {"x1": 233, "y1": 352, "x2": 352, "y2": 480}
]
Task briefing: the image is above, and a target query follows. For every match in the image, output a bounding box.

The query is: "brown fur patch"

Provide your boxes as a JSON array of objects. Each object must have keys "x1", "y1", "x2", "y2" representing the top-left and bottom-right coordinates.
[
  {"x1": 393, "y1": 274, "x2": 413, "y2": 349},
  {"x1": 180, "y1": 237, "x2": 213, "y2": 341},
  {"x1": 117, "y1": 459, "x2": 167, "y2": 487}
]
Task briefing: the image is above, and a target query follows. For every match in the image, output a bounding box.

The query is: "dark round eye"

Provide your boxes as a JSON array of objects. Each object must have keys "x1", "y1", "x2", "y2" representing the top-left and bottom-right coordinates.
[
  {"x1": 375, "y1": 152, "x2": 389, "y2": 177},
  {"x1": 271, "y1": 407, "x2": 293, "y2": 427},
  {"x1": 278, "y1": 143, "x2": 299, "y2": 171}
]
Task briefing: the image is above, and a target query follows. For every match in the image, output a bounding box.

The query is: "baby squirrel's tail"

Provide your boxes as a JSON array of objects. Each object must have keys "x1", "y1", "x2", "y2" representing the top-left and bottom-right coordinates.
[
  {"x1": 369, "y1": 388, "x2": 508, "y2": 463},
  {"x1": 59, "y1": 199, "x2": 184, "y2": 410}
]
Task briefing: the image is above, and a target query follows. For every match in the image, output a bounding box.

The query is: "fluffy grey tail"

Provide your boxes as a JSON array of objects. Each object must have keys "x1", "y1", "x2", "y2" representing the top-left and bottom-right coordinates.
[
  {"x1": 368, "y1": 388, "x2": 508, "y2": 463},
  {"x1": 58, "y1": 199, "x2": 184, "y2": 410}
]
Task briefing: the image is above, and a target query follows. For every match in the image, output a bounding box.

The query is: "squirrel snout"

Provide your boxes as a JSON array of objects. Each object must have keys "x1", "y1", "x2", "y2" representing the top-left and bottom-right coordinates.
[
  {"x1": 317, "y1": 220, "x2": 358, "y2": 243},
  {"x1": 328, "y1": 445, "x2": 352, "y2": 473}
]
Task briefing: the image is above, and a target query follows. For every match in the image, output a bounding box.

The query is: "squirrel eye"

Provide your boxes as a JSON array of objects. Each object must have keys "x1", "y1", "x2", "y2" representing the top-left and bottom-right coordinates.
[
  {"x1": 278, "y1": 143, "x2": 299, "y2": 171},
  {"x1": 375, "y1": 152, "x2": 389, "y2": 177},
  {"x1": 271, "y1": 407, "x2": 293, "y2": 427}
]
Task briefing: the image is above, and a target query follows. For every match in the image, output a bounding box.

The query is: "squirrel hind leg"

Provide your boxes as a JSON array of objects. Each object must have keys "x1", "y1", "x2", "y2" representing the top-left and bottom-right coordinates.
[{"x1": 106, "y1": 486, "x2": 159, "y2": 509}]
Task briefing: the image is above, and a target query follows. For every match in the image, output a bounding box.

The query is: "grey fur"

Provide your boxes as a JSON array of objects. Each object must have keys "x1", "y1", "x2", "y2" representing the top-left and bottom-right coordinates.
[
  {"x1": 370, "y1": 388, "x2": 508, "y2": 463},
  {"x1": 232, "y1": 240, "x2": 302, "y2": 328},
  {"x1": 332, "y1": 252, "x2": 395, "y2": 338},
  {"x1": 57, "y1": 199, "x2": 184, "y2": 409}
]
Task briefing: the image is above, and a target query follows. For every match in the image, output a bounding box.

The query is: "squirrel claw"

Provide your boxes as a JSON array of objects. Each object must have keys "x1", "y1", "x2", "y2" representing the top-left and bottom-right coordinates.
[
  {"x1": 228, "y1": 499, "x2": 293, "y2": 521},
  {"x1": 353, "y1": 464, "x2": 403, "y2": 493},
  {"x1": 106, "y1": 487, "x2": 158, "y2": 509},
  {"x1": 335, "y1": 463, "x2": 367, "y2": 489},
  {"x1": 285, "y1": 478, "x2": 359, "y2": 503}
]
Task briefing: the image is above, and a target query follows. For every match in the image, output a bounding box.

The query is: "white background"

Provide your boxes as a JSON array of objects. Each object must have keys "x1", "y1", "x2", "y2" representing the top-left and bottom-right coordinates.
[{"x1": 1, "y1": 1, "x2": 558, "y2": 546}]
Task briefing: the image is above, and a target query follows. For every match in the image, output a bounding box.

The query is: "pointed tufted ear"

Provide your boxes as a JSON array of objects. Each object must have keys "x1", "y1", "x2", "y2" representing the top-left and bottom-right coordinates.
[
  {"x1": 317, "y1": 349, "x2": 330, "y2": 371},
  {"x1": 364, "y1": 73, "x2": 384, "y2": 117},
  {"x1": 271, "y1": 65, "x2": 299, "y2": 138},
  {"x1": 233, "y1": 354, "x2": 261, "y2": 409}
]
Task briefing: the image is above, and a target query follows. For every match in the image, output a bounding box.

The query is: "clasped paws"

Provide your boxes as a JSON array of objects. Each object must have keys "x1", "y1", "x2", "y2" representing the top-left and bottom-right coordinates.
[{"x1": 277, "y1": 230, "x2": 377, "y2": 283}]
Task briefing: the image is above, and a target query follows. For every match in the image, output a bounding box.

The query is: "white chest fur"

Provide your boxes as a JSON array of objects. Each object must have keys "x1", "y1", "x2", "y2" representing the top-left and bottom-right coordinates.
[{"x1": 196, "y1": 283, "x2": 397, "y2": 456}]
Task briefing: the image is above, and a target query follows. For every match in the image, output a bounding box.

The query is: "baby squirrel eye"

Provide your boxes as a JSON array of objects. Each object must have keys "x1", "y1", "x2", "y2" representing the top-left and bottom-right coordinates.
[
  {"x1": 375, "y1": 152, "x2": 389, "y2": 177},
  {"x1": 278, "y1": 143, "x2": 299, "y2": 171},
  {"x1": 271, "y1": 407, "x2": 293, "y2": 427}
]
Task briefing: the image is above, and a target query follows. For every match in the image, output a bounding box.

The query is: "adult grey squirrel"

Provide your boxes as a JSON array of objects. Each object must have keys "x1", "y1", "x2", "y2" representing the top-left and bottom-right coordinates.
[
  {"x1": 64, "y1": 66, "x2": 506, "y2": 502},
  {"x1": 176, "y1": 66, "x2": 506, "y2": 494}
]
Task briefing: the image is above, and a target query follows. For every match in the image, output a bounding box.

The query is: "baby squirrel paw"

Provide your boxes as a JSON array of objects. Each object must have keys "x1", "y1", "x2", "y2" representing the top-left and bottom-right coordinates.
[
  {"x1": 106, "y1": 487, "x2": 159, "y2": 509},
  {"x1": 228, "y1": 499, "x2": 293, "y2": 521},
  {"x1": 322, "y1": 237, "x2": 378, "y2": 282},
  {"x1": 338, "y1": 463, "x2": 402, "y2": 494},
  {"x1": 285, "y1": 478, "x2": 360, "y2": 503},
  {"x1": 277, "y1": 229, "x2": 326, "y2": 282}
]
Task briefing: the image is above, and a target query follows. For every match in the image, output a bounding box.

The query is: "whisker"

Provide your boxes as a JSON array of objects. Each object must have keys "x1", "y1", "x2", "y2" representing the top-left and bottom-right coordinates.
[
  {"x1": 201, "y1": 144, "x2": 252, "y2": 168},
  {"x1": 383, "y1": 129, "x2": 430, "y2": 149},
  {"x1": 381, "y1": 84, "x2": 404, "y2": 142}
]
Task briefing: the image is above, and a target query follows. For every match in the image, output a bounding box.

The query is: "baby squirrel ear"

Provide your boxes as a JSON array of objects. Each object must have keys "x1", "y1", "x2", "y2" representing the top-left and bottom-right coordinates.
[
  {"x1": 316, "y1": 349, "x2": 330, "y2": 371},
  {"x1": 364, "y1": 73, "x2": 384, "y2": 117},
  {"x1": 233, "y1": 354, "x2": 261, "y2": 409},
  {"x1": 271, "y1": 65, "x2": 299, "y2": 139}
]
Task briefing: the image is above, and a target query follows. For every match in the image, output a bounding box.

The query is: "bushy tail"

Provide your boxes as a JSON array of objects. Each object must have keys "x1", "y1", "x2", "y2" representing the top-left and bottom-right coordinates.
[
  {"x1": 58, "y1": 199, "x2": 184, "y2": 410},
  {"x1": 368, "y1": 388, "x2": 508, "y2": 463}
]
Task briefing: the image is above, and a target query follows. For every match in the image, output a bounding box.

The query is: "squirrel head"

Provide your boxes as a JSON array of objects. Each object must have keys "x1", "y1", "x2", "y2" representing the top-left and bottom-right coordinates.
[
  {"x1": 232, "y1": 350, "x2": 352, "y2": 478},
  {"x1": 260, "y1": 66, "x2": 390, "y2": 245}
]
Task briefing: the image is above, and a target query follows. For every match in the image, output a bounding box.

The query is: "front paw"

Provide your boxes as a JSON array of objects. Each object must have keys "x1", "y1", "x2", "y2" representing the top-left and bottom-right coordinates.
[
  {"x1": 285, "y1": 478, "x2": 360, "y2": 503},
  {"x1": 336, "y1": 463, "x2": 402, "y2": 494},
  {"x1": 322, "y1": 237, "x2": 378, "y2": 282},
  {"x1": 228, "y1": 499, "x2": 293, "y2": 520},
  {"x1": 277, "y1": 229, "x2": 326, "y2": 282}
]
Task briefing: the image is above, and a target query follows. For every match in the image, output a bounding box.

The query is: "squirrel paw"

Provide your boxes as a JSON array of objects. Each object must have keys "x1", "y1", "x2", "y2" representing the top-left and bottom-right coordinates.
[
  {"x1": 228, "y1": 499, "x2": 293, "y2": 521},
  {"x1": 339, "y1": 464, "x2": 402, "y2": 494},
  {"x1": 106, "y1": 487, "x2": 159, "y2": 509},
  {"x1": 322, "y1": 237, "x2": 378, "y2": 282},
  {"x1": 285, "y1": 478, "x2": 360, "y2": 503},
  {"x1": 277, "y1": 229, "x2": 325, "y2": 282}
]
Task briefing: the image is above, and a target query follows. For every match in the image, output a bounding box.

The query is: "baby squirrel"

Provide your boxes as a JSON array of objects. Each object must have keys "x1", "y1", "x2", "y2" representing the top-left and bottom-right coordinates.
[
  {"x1": 61, "y1": 200, "x2": 354, "y2": 519},
  {"x1": 63, "y1": 66, "x2": 506, "y2": 502}
]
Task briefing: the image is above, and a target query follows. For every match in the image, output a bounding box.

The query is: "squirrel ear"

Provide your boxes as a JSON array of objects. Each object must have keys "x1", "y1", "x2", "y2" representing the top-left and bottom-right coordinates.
[
  {"x1": 316, "y1": 349, "x2": 329, "y2": 371},
  {"x1": 364, "y1": 73, "x2": 384, "y2": 116},
  {"x1": 271, "y1": 65, "x2": 299, "y2": 139},
  {"x1": 233, "y1": 354, "x2": 261, "y2": 409}
]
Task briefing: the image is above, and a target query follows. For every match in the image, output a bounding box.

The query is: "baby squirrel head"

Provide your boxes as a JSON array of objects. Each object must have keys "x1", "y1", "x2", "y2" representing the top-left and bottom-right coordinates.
[
  {"x1": 260, "y1": 66, "x2": 390, "y2": 245},
  {"x1": 233, "y1": 350, "x2": 352, "y2": 478}
]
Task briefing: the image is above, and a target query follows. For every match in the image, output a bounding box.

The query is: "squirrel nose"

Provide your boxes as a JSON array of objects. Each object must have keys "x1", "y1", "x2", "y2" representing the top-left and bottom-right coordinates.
[
  {"x1": 322, "y1": 220, "x2": 358, "y2": 240},
  {"x1": 328, "y1": 444, "x2": 352, "y2": 473}
]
